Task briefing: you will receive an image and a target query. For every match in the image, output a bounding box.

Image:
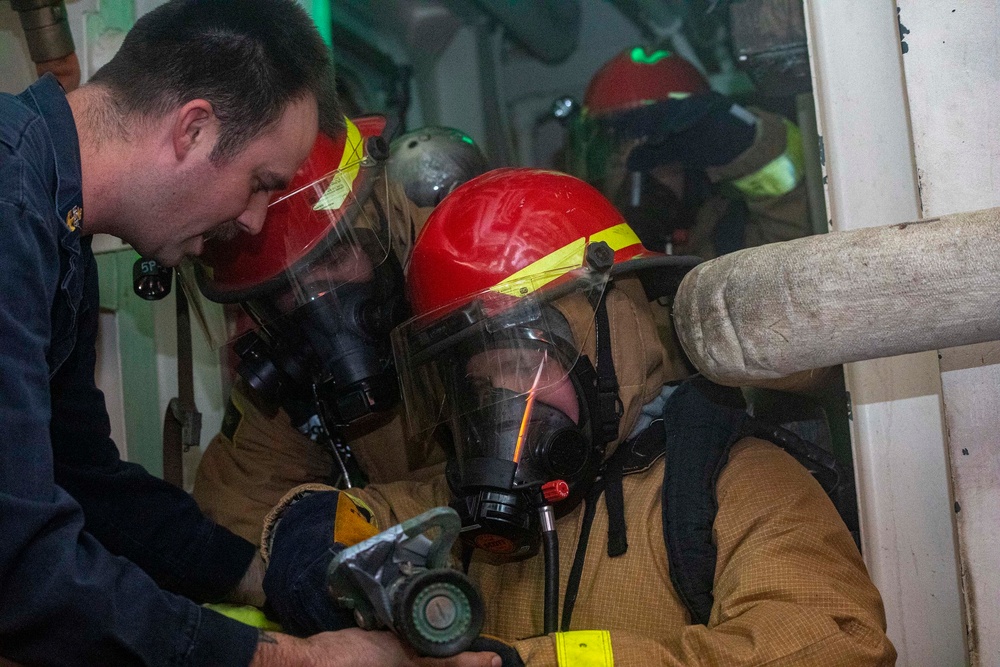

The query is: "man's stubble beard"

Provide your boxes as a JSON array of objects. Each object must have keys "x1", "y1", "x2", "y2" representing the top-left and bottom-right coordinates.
[{"x1": 204, "y1": 219, "x2": 242, "y2": 243}]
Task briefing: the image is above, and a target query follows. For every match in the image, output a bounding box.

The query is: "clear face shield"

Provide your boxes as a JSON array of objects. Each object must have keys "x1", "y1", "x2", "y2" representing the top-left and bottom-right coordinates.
[
  {"x1": 392, "y1": 261, "x2": 611, "y2": 559},
  {"x1": 564, "y1": 110, "x2": 620, "y2": 193},
  {"x1": 184, "y1": 122, "x2": 407, "y2": 430}
]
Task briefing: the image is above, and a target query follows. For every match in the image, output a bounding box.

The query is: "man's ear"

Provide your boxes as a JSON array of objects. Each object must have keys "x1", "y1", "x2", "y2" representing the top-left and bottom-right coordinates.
[{"x1": 172, "y1": 99, "x2": 216, "y2": 161}]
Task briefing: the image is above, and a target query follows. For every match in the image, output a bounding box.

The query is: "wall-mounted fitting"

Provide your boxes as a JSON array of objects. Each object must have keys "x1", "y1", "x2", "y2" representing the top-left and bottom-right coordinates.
[{"x1": 11, "y1": 0, "x2": 75, "y2": 63}]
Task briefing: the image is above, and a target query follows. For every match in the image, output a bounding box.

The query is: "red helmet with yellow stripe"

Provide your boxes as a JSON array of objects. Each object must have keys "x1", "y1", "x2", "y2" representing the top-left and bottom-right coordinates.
[
  {"x1": 194, "y1": 115, "x2": 390, "y2": 304},
  {"x1": 404, "y1": 168, "x2": 697, "y2": 320},
  {"x1": 184, "y1": 115, "x2": 410, "y2": 431},
  {"x1": 392, "y1": 168, "x2": 698, "y2": 560},
  {"x1": 406, "y1": 168, "x2": 650, "y2": 318}
]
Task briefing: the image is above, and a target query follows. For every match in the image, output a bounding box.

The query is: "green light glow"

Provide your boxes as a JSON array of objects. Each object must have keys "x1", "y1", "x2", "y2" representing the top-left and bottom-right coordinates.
[
  {"x1": 630, "y1": 47, "x2": 671, "y2": 64},
  {"x1": 305, "y1": 0, "x2": 333, "y2": 47}
]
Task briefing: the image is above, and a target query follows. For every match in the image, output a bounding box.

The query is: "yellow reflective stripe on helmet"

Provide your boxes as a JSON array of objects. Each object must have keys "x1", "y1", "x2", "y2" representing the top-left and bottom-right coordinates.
[
  {"x1": 489, "y1": 223, "x2": 638, "y2": 298},
  {"x1": 731, "y1": 119, "x2": 804, "y2": 199},
  {"x1": 314, "y1": 117, "x2": 364, "y2": 211},
  {"x1": 590, "y1": 222, "x2": 642, "y2": 252},
  {"x1": 490, "y1": 238, "x2": 586, "y2": 298},
  {"x1": 555, "y1": 630, "x2": 614, "y2": 667}
]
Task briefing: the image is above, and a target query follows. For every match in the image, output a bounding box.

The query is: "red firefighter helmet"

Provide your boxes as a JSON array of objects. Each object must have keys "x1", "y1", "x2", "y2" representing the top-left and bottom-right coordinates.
[
  {"x1": 407, "y1": 168, "x2": 668, "y2": 319},
  {"x1": 193, "y1": 115, "x2": 390, "y2": 303},
  {"x1": 395, "y1": 167, "x2": 699, "y2": 435},
  {"x1": 392, "y1": 169, "x2": 700, "y2": 553},
  {"x1": 584, "y1": 46, "x2": 709, "y2": 118}
]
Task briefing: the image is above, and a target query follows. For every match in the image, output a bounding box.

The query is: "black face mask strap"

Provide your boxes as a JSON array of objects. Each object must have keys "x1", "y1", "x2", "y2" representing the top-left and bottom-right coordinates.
[
  {"x1": 588, "y1": 286, "x2": 629, "y2": 558},
  {"x1": 590, "y1": 288, "x2": 622, "y2": 447}
]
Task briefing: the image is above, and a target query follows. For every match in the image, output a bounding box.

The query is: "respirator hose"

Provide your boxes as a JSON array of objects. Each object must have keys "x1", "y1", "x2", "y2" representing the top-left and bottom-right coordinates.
[{"x1": 539, "y1": 505, "x2": 559, "y2": 634}]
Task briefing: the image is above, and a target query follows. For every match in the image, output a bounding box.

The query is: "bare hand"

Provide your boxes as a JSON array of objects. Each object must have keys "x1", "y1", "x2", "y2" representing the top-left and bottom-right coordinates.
[
  {"x1": 227, "y1": 552, "x2": 266, "y2": 608},
  {"x1": 251, "y1": 628, "x2": 500, "y2": 667}
]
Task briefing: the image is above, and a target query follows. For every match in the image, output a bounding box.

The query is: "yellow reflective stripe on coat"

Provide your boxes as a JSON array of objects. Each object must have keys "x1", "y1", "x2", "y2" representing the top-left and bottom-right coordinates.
[
  {"x1": 555, "y1": 630, "x2": 614, "y2": 667},
  {"x1": 731, "y1": 119, "x2": 804, "y2": 199},
  {"x1": 204, "y1": 603, "x2": 282, "y2": 631},
  {"x1": 489, "y1": 223, "x2": 641, "y2": 298}
]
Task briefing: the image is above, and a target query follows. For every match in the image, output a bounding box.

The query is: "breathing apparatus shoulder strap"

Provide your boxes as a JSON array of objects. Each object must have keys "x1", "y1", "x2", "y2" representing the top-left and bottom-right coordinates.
[
  {"x1": 657, "y1": 377, "x2": 860, "y2": 626},
  {"x1": 567, "y1": 289, "x2": 855, "y2": 630},
  {"x1": 563, "y1": 377, "x2": 856, "y2": 630},
  {"x1": 659, "y1": 378, "x2": 749, "y2": 626}
]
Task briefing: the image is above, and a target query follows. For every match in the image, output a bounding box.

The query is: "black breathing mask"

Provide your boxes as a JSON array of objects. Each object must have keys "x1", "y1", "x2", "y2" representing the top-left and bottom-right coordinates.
[
  {"x1": 444, "y1": 351, "x2": 602, "y2": 563},
  {"x1": 235, "y1": 250, "x2": 408, "y2": 429}
]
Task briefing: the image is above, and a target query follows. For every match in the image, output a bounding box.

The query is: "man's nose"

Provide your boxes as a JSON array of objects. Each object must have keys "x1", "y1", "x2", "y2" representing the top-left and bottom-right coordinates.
[{"x1": 236, "y1": 199, "x2": 268, "y2": 236}]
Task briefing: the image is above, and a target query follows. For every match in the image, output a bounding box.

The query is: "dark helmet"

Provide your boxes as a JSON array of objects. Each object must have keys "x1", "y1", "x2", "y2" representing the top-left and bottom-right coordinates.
[{"x1": 387, "y1": 126, "x2": 488, "y2": 207}]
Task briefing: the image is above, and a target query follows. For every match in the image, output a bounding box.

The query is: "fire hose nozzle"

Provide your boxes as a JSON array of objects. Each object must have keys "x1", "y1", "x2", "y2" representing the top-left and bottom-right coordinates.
[{"x1": 327, "y1": 506, "x2": 485, "y2": 657}]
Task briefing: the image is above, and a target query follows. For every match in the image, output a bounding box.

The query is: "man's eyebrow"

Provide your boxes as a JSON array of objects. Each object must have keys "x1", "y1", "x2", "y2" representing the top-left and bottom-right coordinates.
[{"x1": 258, "y1": 170, "x2": 289, "y2": 191}]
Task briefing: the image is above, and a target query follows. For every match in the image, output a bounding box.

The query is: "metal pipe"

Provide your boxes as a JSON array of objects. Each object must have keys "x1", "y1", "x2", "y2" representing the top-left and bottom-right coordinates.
[{"x1": 11, "y1": 0, "x2": 75, "y2": 64}]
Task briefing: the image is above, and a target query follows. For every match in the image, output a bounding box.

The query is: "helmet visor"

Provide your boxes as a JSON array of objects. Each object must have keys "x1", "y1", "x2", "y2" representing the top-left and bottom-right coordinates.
[
  {"x1": 182, "y1": 160, "x2": 395, "y2": 349},
  {"x1": 392, "y1": 264, "x2": 610, "y2": 441},
  {"x1": 564, "y1": 111, "x2": 619, "y2": 189}
]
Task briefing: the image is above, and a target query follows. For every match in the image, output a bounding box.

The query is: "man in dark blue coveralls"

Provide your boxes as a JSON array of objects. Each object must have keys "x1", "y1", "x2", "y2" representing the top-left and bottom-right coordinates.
[{"x1": 0, "y1": 1, "x2": 500, "y2": 666}]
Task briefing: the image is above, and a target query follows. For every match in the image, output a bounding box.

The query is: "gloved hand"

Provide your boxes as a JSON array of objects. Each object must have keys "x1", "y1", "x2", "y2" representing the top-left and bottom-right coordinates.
[
  {"x1": 468, "y1": 637, "x2": 525, "y2": 667},
  {"x1": 605, "y1": 92, "x2": 758, "y2": 172},
  {"x1": 262, "y1": 487, "x2": 376, "y2": 636}
]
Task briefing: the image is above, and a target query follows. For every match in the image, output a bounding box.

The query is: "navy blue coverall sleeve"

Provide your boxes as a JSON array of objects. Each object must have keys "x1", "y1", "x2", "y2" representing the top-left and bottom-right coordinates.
[{"x1": 0, "y1": 194, "x2": 259, "y2": 662}]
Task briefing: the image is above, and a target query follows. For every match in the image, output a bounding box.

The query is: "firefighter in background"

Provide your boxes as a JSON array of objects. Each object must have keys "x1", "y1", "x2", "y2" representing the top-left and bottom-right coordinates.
[
  {"x1": 260, "y1": 169, "x2": 894, "y2": 666},
  {"x1": 569, "y1": 46, "x2": 811, "y2": 260},
  {"x1": 571, "y1": 45, "x2": 838, "y2": 445},
  {"x1": 191, "y1": 122, "x2": 489, "y2": 544}
]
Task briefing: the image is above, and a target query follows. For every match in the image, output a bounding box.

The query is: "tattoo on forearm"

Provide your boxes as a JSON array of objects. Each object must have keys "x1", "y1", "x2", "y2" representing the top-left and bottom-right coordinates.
[{"x1": 259, "y1": 630, "x2": 279, "y2": 645}]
